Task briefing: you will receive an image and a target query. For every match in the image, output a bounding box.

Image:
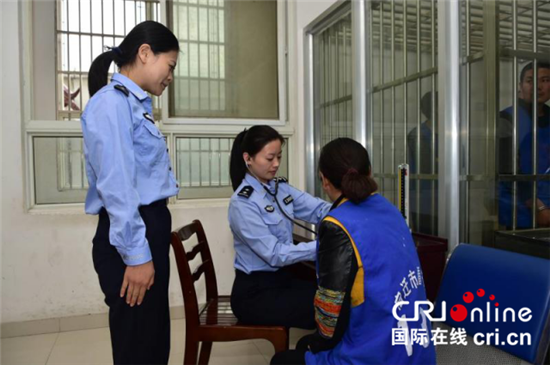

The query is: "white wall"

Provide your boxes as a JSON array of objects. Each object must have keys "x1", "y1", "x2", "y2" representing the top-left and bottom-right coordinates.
[{"x1": 1, "y1": 0, "x2": 338, "y2": 325}]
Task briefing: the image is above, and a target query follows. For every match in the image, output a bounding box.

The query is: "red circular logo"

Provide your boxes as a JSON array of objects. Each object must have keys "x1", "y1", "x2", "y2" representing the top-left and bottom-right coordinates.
[
  {"x1": 463, "y1": 292, "x2": 474, "y2": 303},
  {"x1": 477, "y1": 289, "x2": 485, "y2": 297},
  {"x1": 450, "y1": 304, "x2": 468, "y2": 322}
]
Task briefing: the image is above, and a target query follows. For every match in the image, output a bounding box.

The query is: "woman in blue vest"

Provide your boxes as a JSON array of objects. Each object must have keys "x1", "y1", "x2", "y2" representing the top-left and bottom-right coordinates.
[{"x1": 272, "y1": 138, "x2": 436, "y2": 365}]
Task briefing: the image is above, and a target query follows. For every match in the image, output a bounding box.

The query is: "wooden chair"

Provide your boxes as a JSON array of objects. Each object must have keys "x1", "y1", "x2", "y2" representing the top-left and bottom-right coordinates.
[{"x1": 170, "y1": 220, "x2": 289, "y2": 365}]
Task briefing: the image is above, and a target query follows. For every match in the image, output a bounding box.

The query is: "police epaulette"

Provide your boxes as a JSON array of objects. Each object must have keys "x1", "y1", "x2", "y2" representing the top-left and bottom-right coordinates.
[
  {"x1": 274, "y1": 176, "x2": 288, "y2": 184},
  {"x1": 237, "y1": 186, "x2": 253, "y2": 199},
  {"x1": 114, "y1": 84, "x2": 130, "y2": 97}
]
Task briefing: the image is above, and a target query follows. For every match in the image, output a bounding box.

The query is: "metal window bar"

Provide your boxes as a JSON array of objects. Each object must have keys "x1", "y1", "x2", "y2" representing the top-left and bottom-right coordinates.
[
  {"x1": 176, "y1": 137, "x2": 235, "y2": 187},
  {"x1": 459, "y1": 0, "x2": 550, "y2": 238},
  {"x1": 379, "y1": 2, "x2": 385, "y2": 197},
  {"x1": 369, "y1": 0, "x2": 439, "y2": 231},
  {"x1": 56, "y1": 137, "x2": 89, "y2": 191},
  {"x1": 316, "y1": 14, "x2": 352, "y2": 147},
  {"x1": 55, "y1": 0, "x2": 160, "y2": 121},
  {"x1": 531, "y1": 0, "x2": 538, "y2": 228},
  {"x1": 512, "y1": 0, "x2": 518, "y2": 229},
  {"x1": 430, "y1": 0, "x2": 436, "y2": 233},
  {"x1": 371, "y1": 1, "x2": 550, "y2": 55},
  {"x1": 175, "y1": 136, "x2": 288, "y2": 199},
  {"x1": 172, "y1": 0, "x2": 225, "y2": 116},
  {"x1": 309, "y1": 9, "x2": 352, "y2": 198},
  {"x1": 415, "y1": 0, "x2": 421, "y2": 227},
  {"x1": 464, "y1": 0, "x2": 471, "y2": 237},
  {"x1": 391, "y1": 0, "x2": 396, "y2": 206}
]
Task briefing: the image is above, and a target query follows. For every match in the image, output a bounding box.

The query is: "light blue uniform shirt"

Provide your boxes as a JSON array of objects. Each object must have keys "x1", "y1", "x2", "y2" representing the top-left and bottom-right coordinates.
[
  {"x1": 229, "y1": 173, "x2": 331, "y2": 274},
  {"x1": 81, "y1": 73, "x2": 179, "y2": 266}
]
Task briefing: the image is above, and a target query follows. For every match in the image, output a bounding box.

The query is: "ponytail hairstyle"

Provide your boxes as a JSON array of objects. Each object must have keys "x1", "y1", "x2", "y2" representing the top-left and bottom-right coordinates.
[
  {"x1": 230, "y1": 125, "x2": 285, "y2": 191},
  {"x1": 88, "y1": 20, "x2": 179, "y2": 97},
  {"x1": 318, "y1": 138, "x2": 378, "y2": 204}
]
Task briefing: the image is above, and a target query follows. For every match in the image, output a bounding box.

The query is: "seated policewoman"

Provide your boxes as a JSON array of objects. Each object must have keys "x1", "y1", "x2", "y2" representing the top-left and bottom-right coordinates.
[
  {"x1": 271, "y1": 138, "x2": 436, "y2": 365},
  {"x1": 228, "y1": 126, "x2": 331, "y2": 329}
]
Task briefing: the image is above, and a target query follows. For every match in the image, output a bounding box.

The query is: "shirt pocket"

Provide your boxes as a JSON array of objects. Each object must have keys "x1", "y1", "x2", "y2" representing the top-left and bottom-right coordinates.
[
  {"x1": 260, "y1": 211, "x2": 283, "y2": 236},
  {"x1": 262, "y1": 208, "x2": 287, "y2": 241},
  {"x1": 137, "y1": 120, "x2": 167, "y2": 164}
]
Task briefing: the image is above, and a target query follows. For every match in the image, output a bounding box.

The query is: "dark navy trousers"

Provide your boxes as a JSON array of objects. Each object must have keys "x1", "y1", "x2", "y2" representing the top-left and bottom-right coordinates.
[
  {"x1": 92, "y1": 200, "x2": 171, "y2": 365},
  {"x1": 231, "y1": 268, "x2": 316, "y2": 330}
]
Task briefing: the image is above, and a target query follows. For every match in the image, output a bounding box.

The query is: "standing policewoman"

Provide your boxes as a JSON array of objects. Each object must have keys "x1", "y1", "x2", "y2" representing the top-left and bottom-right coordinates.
[
  {"x1": 228, "y1": 126, "x2": 331, "y2": 329},
  {"x1": 82, "y1": 21, "x2": 179, "y2": 365}
]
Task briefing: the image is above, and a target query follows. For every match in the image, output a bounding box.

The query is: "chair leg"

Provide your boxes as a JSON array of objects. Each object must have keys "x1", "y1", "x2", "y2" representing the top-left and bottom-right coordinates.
[
  {"x1": 184, "y1": 338, "x2": 200, "y2": 365},
  {"x1": 198, "y1": 342, "x2": 213, "y2": 365},
  {"x1": 268, "y1": 329, "x2": 290, "y2": 354}
]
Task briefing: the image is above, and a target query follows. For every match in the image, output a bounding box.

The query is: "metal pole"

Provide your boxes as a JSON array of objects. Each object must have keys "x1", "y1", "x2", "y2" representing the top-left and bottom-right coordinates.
[
  {"x1": 391, "y1": 0, "x2": 396, "y2": 204},
  {"x1": 532, "y1": 0, "x2": 538, "y2": 227},
  {"x1": 416, "y1": 0, "x2": 421, "y2": 230},
  {"x1": 304, "y1": 32, "x2": 315, "y2": 194},
  {"x1": 403, "y1": 0, "x2": 408, "y2": 167},
  {"x1": 438, "y1": 0, "x2": 461, "y2": 251},
  {"x1": 464, "y1": 0, "x2": 471, "y2": 240},
  {"x1": 353, "y1": 0, "x2": 368, "y2": 148},
  {"x1": 380, "y1": 3, "x2": 385, "y2": 195},
  {"x1": 430, "y1": 0, "x2": 436, "y2": 233},
  {"x1": 512, "y1": 0, "x2": 518, "y2": 229}
]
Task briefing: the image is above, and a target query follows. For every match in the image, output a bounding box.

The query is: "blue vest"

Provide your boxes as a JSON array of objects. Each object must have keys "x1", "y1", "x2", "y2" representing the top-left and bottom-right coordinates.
[
  {"x1": 306, "y1": 194, "x2": 436, "y2": 365},
  {"x1": 499, "y1": 106, "x2": 550, "y2": 228}
]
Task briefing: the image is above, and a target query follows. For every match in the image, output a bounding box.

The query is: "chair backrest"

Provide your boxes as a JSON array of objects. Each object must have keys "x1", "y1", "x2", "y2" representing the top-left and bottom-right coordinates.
[
  {"x1": 171, "y1": 220, "x2": 219, "y2": 327},
  {"x1": 434, "y1": 244, "x2": 550, "y2": 365}
]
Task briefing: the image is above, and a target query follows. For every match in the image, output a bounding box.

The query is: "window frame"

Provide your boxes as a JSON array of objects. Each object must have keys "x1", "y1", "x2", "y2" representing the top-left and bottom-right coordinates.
[
  {"x1": 160, "y1": 0, "x2": 289, "y2": 126},
  {"x1": 303, "y1": 0, "x2": 368, "y2": 196}
]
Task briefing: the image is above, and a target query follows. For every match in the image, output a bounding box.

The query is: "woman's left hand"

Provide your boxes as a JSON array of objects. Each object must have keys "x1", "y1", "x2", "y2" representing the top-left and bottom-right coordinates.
[{"x1": 120, "y1": 260, "x2": 155, "y2": 307}]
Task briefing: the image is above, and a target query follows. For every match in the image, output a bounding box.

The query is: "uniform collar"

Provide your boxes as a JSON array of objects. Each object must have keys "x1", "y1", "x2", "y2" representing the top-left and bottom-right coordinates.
[
  {"x1": 244, "y1": 173, "x2": 272, "y2": 197},
  {"x1": 111, "y1": 73, "x2": 150, "y2": 102}
]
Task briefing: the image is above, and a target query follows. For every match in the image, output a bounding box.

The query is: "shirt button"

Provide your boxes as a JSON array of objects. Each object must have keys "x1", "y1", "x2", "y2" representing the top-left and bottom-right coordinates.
[
  {"x1": 169, "y1": 167, "x2": 172, "y2": 171},
  {"x1": 176, "y1": 184, "x2": 179, "y2": 188},
  {"x1": 166, "y1": 148, "x2": 169, "y2": 152}
]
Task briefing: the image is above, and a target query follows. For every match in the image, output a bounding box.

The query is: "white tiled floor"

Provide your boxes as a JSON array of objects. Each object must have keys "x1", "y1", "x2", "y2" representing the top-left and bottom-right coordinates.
[{"x1": 1, "y1": 320, "x2": 314, "y2": 365}]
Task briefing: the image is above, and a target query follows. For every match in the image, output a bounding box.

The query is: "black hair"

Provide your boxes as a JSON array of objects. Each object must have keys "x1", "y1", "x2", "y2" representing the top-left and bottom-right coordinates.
[
  {"x1": 318, "y1": 138, "x2": 378, "y2": 204},
  {"x1": 520, "y1": 61, "x2": 550, "y2": 83},
  {"x1": 88, "y1": 21, "x2": 179, "y2": 97},
  {"x1": 420, "y1": 91, "x2": 437, "y2": 121},
  {"x1": 230, "y1": 125, "x2": 285, "y2": 191}
]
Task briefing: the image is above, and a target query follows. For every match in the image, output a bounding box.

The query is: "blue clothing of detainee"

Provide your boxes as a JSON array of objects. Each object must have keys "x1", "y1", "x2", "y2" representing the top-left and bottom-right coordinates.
[
  {"x1": 498, "y1": 100, "x2": 550, "y2": 228},
  {"x1": 82, "y1": 73, "x2": 179, "y2": 266},
  {"x1": 306, "y1": 194, "x2": 436, "y2": 365},
  {"x1": 229, "y1": 173, "x2": 331, "y2": 329},
  {"x1": 407, "y1": 122, "x2": 438, "y2": 235},
  {"x1": 81, "y1": 73, "x2": 178, "y2": 365}
]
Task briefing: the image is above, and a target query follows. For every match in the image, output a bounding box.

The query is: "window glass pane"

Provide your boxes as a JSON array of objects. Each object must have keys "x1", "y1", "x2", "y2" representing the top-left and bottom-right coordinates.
[
  {"x1": 33, "y1": 0, "x2": 161, "y2": 121},
  {"x1": 175, "y1": 137, "x2": 288, "y2": 199},
  {"x1": 312, "y1": 11, "x2": 353, "y2": 198},
  {"x1": 369, "y1": 0, "x2": 439, "y2": 235},
  {"x1": 33, "y1": 137, "x2": 88, "y2": 204},
  {"x1": 169, "y1": 0, "x2": 279, "y2": 119},
  {"x1": 462, "y1": 1, "x2": 550, "y2": 256}
]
